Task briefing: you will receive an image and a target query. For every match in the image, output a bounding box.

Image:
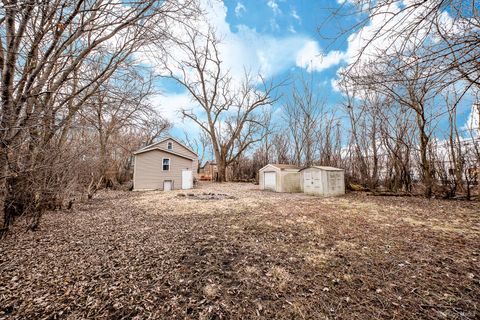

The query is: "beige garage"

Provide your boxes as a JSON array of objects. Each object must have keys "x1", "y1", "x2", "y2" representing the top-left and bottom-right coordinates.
[
  {"x1": 300, "y1": 166, "x2": 345, "y2": 197},
  {"x1": 259, "y1": 164, "x2": 302, "y2": 193},
  {"x1": 133, "y1": 137, "x2": 198, "y2": 191}
]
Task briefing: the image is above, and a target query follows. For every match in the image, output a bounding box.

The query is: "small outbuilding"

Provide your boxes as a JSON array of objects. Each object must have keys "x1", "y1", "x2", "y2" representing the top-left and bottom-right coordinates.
[
  {"x1": 300, "y1": 166, "x2": 345, "y2": 197},
  {"x1": 259, "y1": 164, "x2": 302, "y2": 193},
  {"x1": 199, "y1": 161, "x2": 218, "y2": 181}
]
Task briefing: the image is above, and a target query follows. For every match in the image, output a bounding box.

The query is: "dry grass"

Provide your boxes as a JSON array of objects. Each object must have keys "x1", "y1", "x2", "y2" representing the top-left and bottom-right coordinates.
[{"x1": 1, "y1": 182, "x2": 479, "y2": 319}]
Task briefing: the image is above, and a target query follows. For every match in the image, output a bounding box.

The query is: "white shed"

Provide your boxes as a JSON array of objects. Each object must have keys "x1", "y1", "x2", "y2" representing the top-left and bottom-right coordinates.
[
  {"x1": 259, "y1": 164, "x2": 302, "y2": 193},
  {"x1": 300, "y1": 166, "x2": 345, "y2": 197}
]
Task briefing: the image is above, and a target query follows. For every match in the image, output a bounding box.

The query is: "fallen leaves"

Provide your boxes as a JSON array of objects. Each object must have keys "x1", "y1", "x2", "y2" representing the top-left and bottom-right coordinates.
[{"x1": 0, "y1": 183, "x2": 479, "y2": 319}]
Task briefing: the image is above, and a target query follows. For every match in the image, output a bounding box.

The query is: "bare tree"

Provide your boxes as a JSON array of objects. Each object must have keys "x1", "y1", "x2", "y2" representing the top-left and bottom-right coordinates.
[
  {"x1": 342, "y1": 89, "x2": 383, "y2": 189},
  {"x1": 182, "y1": 129, "x2": 211, "y2": 172},
  {"x1": 380, "y1": 103, "x2": 416, "y2": 192},
  {"x1": 344, "y1": 42, "x2": 445, "y2": 197},
  {"x1": 159, "y1": 28, "x2": 278, "y2": 181},
  {"x1": 329, "y1": 0, "x2": 480, "y2": 85},
  {"x1": 80, "y1": 67, "x2": 170, "y2": 187},
  {"x1": 271, "y1": 131, "x2": 291, "y2": 164},
  {"x1": 141, "y1": 117, "x2": 173, "y2": 146},
  {"x1": 325, "y1": 0, "x2": 479, "y2": 197},
  {"x1": 282, "y1": 75, "x2": 324, "y2": 166}
]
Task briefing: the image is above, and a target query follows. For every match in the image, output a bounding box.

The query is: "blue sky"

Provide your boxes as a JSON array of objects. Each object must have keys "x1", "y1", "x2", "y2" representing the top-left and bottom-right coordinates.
[
  {"x1": 154, "y1": 0, "x2": 352, "y2": 135},
  {"x1": 223, "y1": 0, "x2": 350, "y2": 98},
  {"x1": 153, "y1": 0, "x2": 477, "y2": 140}
]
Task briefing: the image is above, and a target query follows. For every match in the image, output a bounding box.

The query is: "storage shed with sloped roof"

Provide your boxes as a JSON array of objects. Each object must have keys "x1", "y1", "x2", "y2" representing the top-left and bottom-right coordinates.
[
  {"x1": 259, "y1": 164, "x2": 302, "y2": 193},
  {"x1": 300, "y1": 166, "x2": 345, "y2": 196}
]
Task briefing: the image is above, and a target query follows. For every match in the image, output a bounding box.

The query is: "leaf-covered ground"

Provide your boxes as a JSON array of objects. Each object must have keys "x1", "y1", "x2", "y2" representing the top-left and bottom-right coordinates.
[{"x1": 1, "y1": 183, "x2": 479, "y2": 319}]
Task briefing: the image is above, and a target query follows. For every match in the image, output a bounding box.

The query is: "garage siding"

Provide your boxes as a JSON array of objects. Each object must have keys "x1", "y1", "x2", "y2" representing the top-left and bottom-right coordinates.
[
  {"x1": 281, "y1": 172, "x2": 302, "y2": 193},
  {"x1": 134, "y1": 150, "x2": 194, "y2": 190},
  {"x1": 156, "y1": 138, "x2": 198, "y2": 178}
]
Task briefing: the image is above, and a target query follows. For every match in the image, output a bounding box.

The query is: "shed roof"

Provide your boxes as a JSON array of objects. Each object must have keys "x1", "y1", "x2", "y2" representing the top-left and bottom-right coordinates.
[
  {"x1": 300, "y1": 166, "x2": 344, "y2": 171},
  {"x1": 260, "y1": 164, "x2": 301, "y2": 171},
  {"x1": 202, "y1": 160, "x2": 217, "y2": 168}
]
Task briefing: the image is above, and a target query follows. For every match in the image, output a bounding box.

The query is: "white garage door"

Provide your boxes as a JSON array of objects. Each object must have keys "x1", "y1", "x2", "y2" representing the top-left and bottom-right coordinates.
[{"x1": 264, "y1": 171, "x2": 276, "y2": 191}]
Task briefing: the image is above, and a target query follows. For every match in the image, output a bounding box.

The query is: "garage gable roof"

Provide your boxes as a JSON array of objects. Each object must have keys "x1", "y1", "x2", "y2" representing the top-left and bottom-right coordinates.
[
  {"x1": 260, "y1": 164, "x2": 301, "y2": 171},
  {"x1": 136, "y1": 136, "x2": 198, "y2": 156},
  {"x1": 133, "y1": 147, "x2": 195, "y2": 160}
]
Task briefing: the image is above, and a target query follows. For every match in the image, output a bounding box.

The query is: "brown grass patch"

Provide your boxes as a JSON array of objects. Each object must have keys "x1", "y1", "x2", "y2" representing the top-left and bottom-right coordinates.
[{"x1": 1, "y1": 183, "x2": 478, "y2": 319}]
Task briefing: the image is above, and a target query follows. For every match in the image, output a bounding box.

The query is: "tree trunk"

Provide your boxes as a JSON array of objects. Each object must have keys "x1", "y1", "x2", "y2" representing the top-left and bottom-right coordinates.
[
  {"x1": 370, "y1": 117, "x2": 379, "y2": 189},
  {"x1": 417, "y1": 114, "x2": 432, "y2": 198},
  {"x1": 212, "y1": 145, "x2": 227, "y2": 182},
  {"x1": 217, "y1": 160, "x2": 227, "y2": 182},
  {"x1": 99, "y1": 138, "x2": 109, "y2": 181},
  {"x1": 0, "y1": 146, "x2": 9, "y2": 231}
]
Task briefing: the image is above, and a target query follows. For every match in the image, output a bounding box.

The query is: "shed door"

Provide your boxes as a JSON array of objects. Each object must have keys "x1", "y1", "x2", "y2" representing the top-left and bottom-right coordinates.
[
  {"x1": 164, "y1": 180, "x2": 172, "y2": 191},
  {"x1": 264, "y1": 171, "x2": 276, "y2": 191},
  {"x1": 304, "y1": 171, "x2": 322, "y2": 193},
  {"x1": 182, "y1": 170, "x2": 193, "y2": 190},
  {"x1": 313, "y1": 171, "x2": 322, "y2": 191},
  {"x1": 304, "y1": 172, "x2": 312, "y2": 192}
]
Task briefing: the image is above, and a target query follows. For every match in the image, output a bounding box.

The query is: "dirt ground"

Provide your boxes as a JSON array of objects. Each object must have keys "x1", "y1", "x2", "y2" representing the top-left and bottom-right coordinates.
[{"x1": 1, "y1": 182, "x2": 479, "y2": 319}]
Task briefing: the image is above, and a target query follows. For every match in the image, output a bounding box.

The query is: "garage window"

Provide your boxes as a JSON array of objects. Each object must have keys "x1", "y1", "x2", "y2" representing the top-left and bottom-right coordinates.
[{"x1": 162, "y1": 158, "x2": 170, "y2": 171}]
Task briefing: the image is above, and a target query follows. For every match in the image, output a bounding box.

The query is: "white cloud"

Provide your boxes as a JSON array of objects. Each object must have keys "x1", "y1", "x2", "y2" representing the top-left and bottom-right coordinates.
[
  {"x1": 296, "y1": 41, "x2": 347, "y2": 72},
  {"x1": 464, "y1": 103, "x2": 480, "y2": 138},
  {"x1": 319, "y1": 79, "x2": 329, "y2": 87},
  {"x1": 161, "y1": 1, "x2": 321, "y2": 80},
  {"x1": 221, "y1": 24, "x2": 310, "y2": 79},
  {"x1": 331, "y1": 77, "x2": 342, "y2": 93},
  {"x1": 291, "y1": 8, "x2": 301, "y2": 22},
  {"x1": 150, "y1": 0, "x2": 335, "y2": 131},
  {"x1": 338, "y1": 0, "x2": 464, "y2": 67},
  {"x1": 266, "y1": 1, "x2": 281, "y2": 31},
  {"x1": 288, "y1": 25, "x2": 296, "y2": 33},
  {"x1": 150, "y1": 93, "x2": 199, "y2": 123},
  {"x1": 149, "y1": 92, "x2": 203, "y2": 134},
  {"x1": 234, "y1": 2, "x2": 246, "y2": 17},
  {"x1": 341, "y1": 1, "x2": 402, "y2": 64},
  {"x1": 269, "y1": 18, "x2": 280, "y2": 31},
  {"x1": 267, "y1": 0, "x2": 281, "y2": 15}
]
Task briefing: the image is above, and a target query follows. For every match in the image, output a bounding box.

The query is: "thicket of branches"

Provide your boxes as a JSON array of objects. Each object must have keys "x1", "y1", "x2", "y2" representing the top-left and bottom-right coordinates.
[{"x1": 0, "y1": 0, "x2": 196, "y2": 233}]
